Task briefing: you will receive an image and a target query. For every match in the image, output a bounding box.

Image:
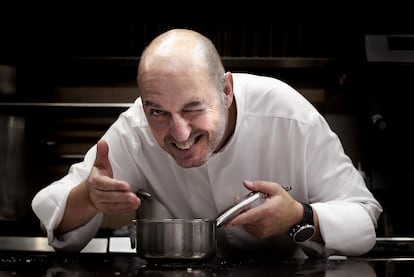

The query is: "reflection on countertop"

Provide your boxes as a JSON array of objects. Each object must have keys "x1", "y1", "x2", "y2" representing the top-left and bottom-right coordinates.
[
  {"x1": 1, "y1": 236, "x2": 414, "y2": 276},
  {"x1": 0, "y1": 253, "x2": 381, "y2": 277}
]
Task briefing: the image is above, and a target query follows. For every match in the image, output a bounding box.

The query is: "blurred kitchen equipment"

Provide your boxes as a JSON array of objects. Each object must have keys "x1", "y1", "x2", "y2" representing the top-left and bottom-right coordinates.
[
  {"x1": 0, "y1": 115, "x2": 29, "y2": 220},
  {"x1": 0, "y1": 65, "x2": 17, "y2": 95},
  {"x1": 132, "y1": 191, "x2": 263, "y2": 260}
]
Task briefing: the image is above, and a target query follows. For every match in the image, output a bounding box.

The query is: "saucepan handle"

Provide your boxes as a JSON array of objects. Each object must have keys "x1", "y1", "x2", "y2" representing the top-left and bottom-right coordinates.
[{"x1": 215, "y1": 191, "x2": 264, "y2": 228}]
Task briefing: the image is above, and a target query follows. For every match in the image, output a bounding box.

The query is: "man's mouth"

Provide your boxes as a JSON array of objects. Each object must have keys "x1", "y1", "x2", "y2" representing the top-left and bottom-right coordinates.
[{"x1": 173, "y1": 135, "x2": 202, "y2": 150}]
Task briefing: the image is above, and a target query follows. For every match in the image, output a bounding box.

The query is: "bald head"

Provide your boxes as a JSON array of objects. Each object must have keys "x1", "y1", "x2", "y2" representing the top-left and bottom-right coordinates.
[
  {"x1": 137, "y1": 29, "x2": 225, "y2": 93},
  {"x1": 136, "y1": 29, "x2": 236, "y2": 167}
]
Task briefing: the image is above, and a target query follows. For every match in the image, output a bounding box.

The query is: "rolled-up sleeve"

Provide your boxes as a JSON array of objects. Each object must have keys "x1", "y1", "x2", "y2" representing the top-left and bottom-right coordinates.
[{"x1": 31, "y1": 146, "x2": 103, "y2": 252}]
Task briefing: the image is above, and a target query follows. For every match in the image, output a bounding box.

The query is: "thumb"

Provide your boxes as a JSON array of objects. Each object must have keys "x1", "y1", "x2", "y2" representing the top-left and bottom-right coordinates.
[{"x1": 94, "y1": 140, "x2": 113, "y2": 177}]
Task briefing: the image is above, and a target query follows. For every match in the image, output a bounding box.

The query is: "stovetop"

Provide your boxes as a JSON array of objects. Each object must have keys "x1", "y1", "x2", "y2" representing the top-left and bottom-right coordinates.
[
  {"x1": 0, "y1": 236, "x2": 136, "y2": 254},
  {"x1": 1, "y1": 236, "x2": 414, "y2": 276},
  {"x1": 0, "y1": 251, "x2": 384, "y2": 277}
]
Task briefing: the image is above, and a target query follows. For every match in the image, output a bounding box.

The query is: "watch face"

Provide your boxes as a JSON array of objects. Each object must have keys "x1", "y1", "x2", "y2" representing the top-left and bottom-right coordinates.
[{"x1": 293, "y1": 224, "x2": 315, "y2": 243}]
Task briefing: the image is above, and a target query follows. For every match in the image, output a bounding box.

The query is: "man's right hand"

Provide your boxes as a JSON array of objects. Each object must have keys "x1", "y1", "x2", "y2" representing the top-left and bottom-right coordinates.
[
  {"x1": 56, "y1": 140, "x2": 140, "y2": 234},
  {"x1": 86, "y1": 140, "x2": 140, "y2": 215}
]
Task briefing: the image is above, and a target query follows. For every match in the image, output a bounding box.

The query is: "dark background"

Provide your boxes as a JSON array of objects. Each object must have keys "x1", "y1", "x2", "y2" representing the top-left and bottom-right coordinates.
[{"x1": 0, "y1": 3, "x2": 413, "y2": 237}]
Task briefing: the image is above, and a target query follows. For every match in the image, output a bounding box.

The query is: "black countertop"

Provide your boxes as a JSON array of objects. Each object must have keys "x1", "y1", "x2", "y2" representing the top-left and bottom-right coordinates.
[
  {"x1": 0, "y1": 236, "x2": 413, "y2": 276},
  {"x1": 1, "y1": 252, "x2": 412, "y2": 276}
]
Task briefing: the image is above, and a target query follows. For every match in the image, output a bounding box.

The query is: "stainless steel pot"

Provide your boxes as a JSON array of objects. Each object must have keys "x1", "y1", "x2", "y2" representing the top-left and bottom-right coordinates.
[
  {"x1": 135, "y1": 218, "x2": 216, "y2": 260},
  {"x1": 133, "y1": 191, "x2": 262, "y2": 260}
]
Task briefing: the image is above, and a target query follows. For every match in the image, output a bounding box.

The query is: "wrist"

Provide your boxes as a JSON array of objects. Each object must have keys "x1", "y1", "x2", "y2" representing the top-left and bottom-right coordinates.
[
  {"x1": 289, "y1": 202, "x2": 315, "y2": 243},
  {"x1": 80, "y1": 181, "x2": 99, "y2": 214}
]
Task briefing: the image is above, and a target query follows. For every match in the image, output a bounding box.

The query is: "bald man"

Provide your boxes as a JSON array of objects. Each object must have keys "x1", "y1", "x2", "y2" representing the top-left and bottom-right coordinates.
[{"x1": 32, "y1": 29, "x2": 382, "y2": 258}]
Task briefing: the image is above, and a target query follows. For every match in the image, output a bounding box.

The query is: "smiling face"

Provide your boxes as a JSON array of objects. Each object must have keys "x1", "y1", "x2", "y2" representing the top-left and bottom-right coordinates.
[
  {"x1": 137, "y1": 29, "x2": 234, "y2": 168},
  {"x1": 140, "y1": 71, "x2": 228, "y2": 168}
]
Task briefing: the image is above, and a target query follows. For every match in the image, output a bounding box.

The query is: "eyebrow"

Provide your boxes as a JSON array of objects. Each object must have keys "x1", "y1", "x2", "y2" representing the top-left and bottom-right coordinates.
[
  {"x1": 143, "y1": 100, "x2": 159, "y2": 107},
  {"x1": 143, "y1": 100, "x2": 203, "y2": 109},
  {"x1": 183, "y1": 101, "x2": 203, "y2": 109}
]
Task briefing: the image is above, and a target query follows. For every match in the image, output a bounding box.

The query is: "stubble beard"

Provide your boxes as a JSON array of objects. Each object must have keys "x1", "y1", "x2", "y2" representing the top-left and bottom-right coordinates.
[{"x1": 166, "y1": 113, "x2": 226, "y2": 168}]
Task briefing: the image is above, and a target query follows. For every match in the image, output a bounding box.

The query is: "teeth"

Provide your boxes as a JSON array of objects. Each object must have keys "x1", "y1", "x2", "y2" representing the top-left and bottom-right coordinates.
[{"x1": 174, "y1": 139, "x2": 195, "y2": 150}]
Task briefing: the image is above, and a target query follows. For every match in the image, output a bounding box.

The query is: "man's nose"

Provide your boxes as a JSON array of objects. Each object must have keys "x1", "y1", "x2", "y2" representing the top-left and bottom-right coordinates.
[{"x1": 169, "y1": 114, "x2": 191, "y2": 142}]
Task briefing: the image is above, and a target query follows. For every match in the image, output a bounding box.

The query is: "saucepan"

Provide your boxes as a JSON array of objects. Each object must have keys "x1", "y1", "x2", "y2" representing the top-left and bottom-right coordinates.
[{"x1": 132, "y1": 190, "x2": 263, "y2": 260}]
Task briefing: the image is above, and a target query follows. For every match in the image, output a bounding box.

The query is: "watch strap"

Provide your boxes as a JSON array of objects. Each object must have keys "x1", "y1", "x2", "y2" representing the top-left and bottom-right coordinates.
[
  {"x1": 288, "y1": 202, "x2": 315, "y2": 243},
  {"x1": 302, "y1": 202, "x2": 314, "y2": 225}
]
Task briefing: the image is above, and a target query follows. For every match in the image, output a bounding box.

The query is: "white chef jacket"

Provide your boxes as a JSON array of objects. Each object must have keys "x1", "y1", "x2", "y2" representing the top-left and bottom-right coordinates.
[{"x1": 32, "y1": 73, "x2": 382, "y2": 258}]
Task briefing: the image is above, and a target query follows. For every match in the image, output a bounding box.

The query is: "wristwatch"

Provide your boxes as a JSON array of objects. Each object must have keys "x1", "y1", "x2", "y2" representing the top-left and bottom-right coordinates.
[{"x1": 289, "y1": 202, "x2": 315, "y2": 243}]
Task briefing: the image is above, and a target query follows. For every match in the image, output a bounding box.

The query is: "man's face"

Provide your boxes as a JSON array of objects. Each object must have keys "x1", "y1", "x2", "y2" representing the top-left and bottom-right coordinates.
[{"x1": 140, "y1": 71, "x2": 227, "y2": 168}]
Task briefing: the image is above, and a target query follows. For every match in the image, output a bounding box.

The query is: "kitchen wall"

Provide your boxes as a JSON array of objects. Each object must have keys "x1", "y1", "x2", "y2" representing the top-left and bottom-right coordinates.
[{"x1": 0, "y1": 3, "x2": 413, "y2": 235}]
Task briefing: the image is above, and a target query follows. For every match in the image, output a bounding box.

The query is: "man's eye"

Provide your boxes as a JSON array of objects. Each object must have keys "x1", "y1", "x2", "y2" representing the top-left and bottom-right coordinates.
[
  {"x1": 150, "y1": 109, "x2": 165, "y2": 116},
  {"x1": 185, "y1": 109, "x2": 204, "y2": 114}
]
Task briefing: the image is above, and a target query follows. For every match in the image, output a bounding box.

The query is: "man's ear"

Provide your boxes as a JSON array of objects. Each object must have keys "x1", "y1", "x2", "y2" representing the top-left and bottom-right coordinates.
[{"x1": 223, "y1": 72, "x2": 234, "y2": 108}]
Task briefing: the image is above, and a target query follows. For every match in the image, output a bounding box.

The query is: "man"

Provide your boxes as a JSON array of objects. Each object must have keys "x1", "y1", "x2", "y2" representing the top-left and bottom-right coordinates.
[{"x1": 32, "y1": 28, "x2": 382, "y2": 258}]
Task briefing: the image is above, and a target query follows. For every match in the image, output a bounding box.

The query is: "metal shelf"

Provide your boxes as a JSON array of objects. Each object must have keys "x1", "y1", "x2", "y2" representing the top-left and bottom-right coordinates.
[{"x1": 0, "y1": 102, "x2": 132, "y2": 117}]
